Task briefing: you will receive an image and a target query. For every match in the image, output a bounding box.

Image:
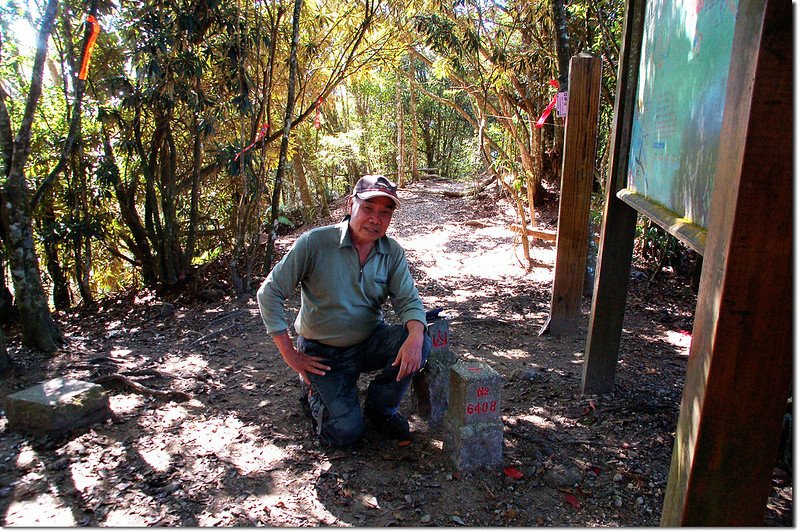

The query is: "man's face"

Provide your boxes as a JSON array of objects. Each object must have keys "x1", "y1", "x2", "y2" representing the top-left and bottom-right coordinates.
[{"x1": 348, "y1": 196, "x2": 395, "y2": 245}]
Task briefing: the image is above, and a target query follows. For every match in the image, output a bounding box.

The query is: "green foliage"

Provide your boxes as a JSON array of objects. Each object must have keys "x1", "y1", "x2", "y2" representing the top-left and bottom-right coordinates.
[
  {"x1": 0, "y1": 0, "x2": 630, "y2": 307},
  {"x1": 633, "y1": 219, "x2": 695, "y2": 279},
  {"x1": 317, "y1": 130, "x2": 363, "y2": 179},
  {"x1": 95, "y1": 156, "x2": 120, "y2": 192},
  {"x1": 193, "y1": 246, "x2": 223, "y2": 266}
]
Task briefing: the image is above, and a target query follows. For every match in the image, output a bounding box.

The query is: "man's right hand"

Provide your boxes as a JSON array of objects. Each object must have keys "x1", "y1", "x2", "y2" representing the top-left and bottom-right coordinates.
[{"x1": 271, "y1": 331, "x2": 330, "y2": 385}]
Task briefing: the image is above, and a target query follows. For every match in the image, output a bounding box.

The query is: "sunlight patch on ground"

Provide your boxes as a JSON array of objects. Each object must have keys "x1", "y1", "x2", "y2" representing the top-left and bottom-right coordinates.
[
  {"x1": 160, "y1": 353, "x2": 208, "y2": 375},
  {"x1": 256, "y1": 482, "x2": 340, "y2": 526},
  {"x1": 154, "y1": 403, "x2": 190, "y2": 425},
  {"x1": 178, "y1": 414, "x2": 285, "y2": 475},
  {"x1": 68, "y1": 444, "x2": 125, "y2": 491},
  {"x1": 4, "y1": 493, "x2": 76, "y2": 526},
  {"x1": 139, "y1": 447, "x2": 173, "y2": 473},
  {"x1": 197, "y1": 506, "x2": 236, "y2": 526},
  {"x1": 663, "y1": 329, "x2": 692, "y2": 354},
  {"x1": 491, "y1": 348, "x2": 531, "y2": 361},
  {"x1": 104, "y1": 508, "x2": 152, "y2": 527},
  {"x1": 518, "y1": 413, "x2": 556, "y2": 431},
  {"x1": 527, "y1": 243, "x2": 557, "y2": 283},
  {"x1": 109, "y1": 393, "x2": 146, "y2": 415},
  {"x1": 399, "y1": 221, "x2": 555, "y2": 283},
  {"x1": 14, "y1": 446, "x2": 36, "y2": 469},
  {"x1": 449, "y1": 289, "x2": 474, "y2": 303},
  {"x1": 69, "y1": 461, "x2": 100, "y2": 492}
]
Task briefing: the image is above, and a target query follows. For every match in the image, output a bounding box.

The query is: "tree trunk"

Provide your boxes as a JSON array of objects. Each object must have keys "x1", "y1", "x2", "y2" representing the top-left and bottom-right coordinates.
[
  {"x1": 308, "y1": 166, "x2": 330, "y2": 218},
  {"x1": 551, "y1": 0, "x2": 570, "y2": 162},
  {"x1": 409, "y1": 76, "x2": 419, "y2": 182},
  {"x1": 42, "y1": 197, "x2": 71, "y2": 310},
  {"x1": 292, "y1": 151, "x2": 314, "y2": 220},
  {"x1": 0, "y1": 328, "x2": 10, "y2": 376},
  {"x1": 73, "y1": 122, "x2": 94, "y2": 305},
  {"x1": 136, "y1": 106, "x2": 187, "y2": 291},
  {"x1": 265, "y1": 0, "x2": 303, "y2": 271},
  {"x1": 58, "y1": 1, "x2": 93, "y2": 306},
  {"x1": 0, "y1": 253, "x2": 14, "y2": 324},
  {"x1": 162, "y1": 120, "x2": 187, "y2": 287},
  {"x1": 551, "y1": 0, "x2": 571, "y2": 92},
  {"x1": 0, "y1": 0, "x2": 63, "y2": 352},
  {"x1": 184, "y1": 74, "x2": 203, "y2": 272},
  {"x1": 396, "y1": 72, "x2": 405, "y2": 186},
  {"x1": 479, "y1": 116, "x2": 531, "y2": 267},
  {"x1": 100, "y1": 122, "x2": 158, "y2": 286}
]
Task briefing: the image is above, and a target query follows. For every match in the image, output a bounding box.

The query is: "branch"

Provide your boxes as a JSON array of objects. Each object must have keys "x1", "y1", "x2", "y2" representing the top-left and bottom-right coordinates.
[
  {"x1": 8, "y1": 0, "x2": 59, "y2": 181},
  {"x1": 30, "y1": 3, "x2": 100, "y2": 211},
  {"x1": 0, "y1": 84, "x2": 12, "y2": 180},
  {"x1": 93, "y1": 374, "x2": 192, "y2": 402},
  {"x1": 198, "y1": 0, "x2": 380, "y2": 183}
]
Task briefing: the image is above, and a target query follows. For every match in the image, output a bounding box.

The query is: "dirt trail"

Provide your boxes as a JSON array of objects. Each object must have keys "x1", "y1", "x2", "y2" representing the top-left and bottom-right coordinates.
[{"x1": 0, "y1": 179, "x2": 791, "y2": 526}]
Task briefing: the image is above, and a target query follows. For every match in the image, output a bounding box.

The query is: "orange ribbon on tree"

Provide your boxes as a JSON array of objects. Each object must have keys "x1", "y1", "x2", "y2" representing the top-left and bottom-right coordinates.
[
  {"x1": 78, "y1": 15, "x2": 101, "y2": 81},
  {"x1": 314, "y1": 97, "x2": 323, "y2": 130}
]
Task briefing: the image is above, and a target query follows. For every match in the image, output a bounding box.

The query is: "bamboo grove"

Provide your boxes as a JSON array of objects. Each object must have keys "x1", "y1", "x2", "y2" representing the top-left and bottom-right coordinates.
[{"x1": 0, "y1": 0, "x2": 624, "y2": 353}]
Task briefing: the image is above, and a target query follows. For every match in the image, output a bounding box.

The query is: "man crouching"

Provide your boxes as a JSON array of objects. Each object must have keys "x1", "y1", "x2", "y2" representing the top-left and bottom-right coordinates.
[{"x1": 257, "y1": 175, "x2": 431, "y2": 447}]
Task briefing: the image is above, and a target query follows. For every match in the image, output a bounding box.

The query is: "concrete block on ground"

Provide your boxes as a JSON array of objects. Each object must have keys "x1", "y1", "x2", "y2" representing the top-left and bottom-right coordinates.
[
  {"x1": 5, "y1": 378, "x2": 111, "y2": 436},
  {"x1": 444, "y1": 420, "x2": 504, "y2": 472},
  {"x1": 443, "y1": 360, "x2": 503, "y2": 473},
  {"x1": 412, "y1": 319, "x2": 457, "y2": 426}
]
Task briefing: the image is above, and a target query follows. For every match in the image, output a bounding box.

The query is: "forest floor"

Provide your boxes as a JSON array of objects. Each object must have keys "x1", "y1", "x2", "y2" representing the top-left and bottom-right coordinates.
[{"x1": 0, "y1": 178, "x2": 792, "y2": 527}]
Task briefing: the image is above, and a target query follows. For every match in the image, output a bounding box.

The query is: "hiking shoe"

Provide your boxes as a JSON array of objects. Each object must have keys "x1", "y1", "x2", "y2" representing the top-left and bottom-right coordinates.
[{"x1": 365, "y1": 409, "x2": 410, "y2": 440}]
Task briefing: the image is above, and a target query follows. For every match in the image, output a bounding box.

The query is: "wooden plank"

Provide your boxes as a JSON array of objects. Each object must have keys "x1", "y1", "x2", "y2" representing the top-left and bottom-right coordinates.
[
  {"x1": 617, "y1": 190, "x2": 706, "y2": 254},
  {"x1": 509, "y1": 224, "x2": 557, "y2": 242},
  {"x1": 661, "y1": 0, "x2": 792, "y2": 524},
  {"x1": 543, "y1": 53, "x2": 603, "y2": 336},
  {"x1": 581, "y1": 0, "x2": 646, "y2": 393},
  {"x1": 510, "y1": 224, "x2": 600, "y2": 244}
]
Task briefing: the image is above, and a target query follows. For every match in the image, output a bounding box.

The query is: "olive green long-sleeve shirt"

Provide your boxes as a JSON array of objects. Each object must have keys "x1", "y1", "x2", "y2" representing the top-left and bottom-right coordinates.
[{"x1": 257, "y1": 220, "x2": 426, "y2": 347}]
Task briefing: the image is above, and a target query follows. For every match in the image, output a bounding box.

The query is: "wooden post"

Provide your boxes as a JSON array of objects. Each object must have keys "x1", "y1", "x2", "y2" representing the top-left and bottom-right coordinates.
[
  {"x1": 581, "y1": 0, "x2": 646, "y2": 394},
  {"x1": 661, "y1": 0, "x2": 792, "y2": 525},
  {"x1": 541, "y1": 53, "x2": 602, "y2": 336}
]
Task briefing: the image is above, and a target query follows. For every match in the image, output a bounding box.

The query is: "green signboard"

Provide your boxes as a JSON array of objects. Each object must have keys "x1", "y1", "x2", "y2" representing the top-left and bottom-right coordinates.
[{"x1": 623, "y1": 0, "x2": 739, "y2": 250}]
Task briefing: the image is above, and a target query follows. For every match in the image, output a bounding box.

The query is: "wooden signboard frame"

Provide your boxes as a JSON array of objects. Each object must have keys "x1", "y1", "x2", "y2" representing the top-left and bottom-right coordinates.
[{"x1": 583, "y1": 0, "x2": 792, "y2": 525}]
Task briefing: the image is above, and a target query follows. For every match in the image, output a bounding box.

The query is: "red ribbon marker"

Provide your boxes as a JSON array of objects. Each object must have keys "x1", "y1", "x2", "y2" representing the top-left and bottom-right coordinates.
[
  {"x1": 78, "y1": 15, "x2": 101, "y2": 81},
  {"x1": 235, "y1": 123, "x2": 270, "y2": 161},
  {"x1": 314, "y1": 97, "x2": 323, "y2": 130},
  {"x1": 535, "y1": 79, "x2": 561, "y2": 129}
]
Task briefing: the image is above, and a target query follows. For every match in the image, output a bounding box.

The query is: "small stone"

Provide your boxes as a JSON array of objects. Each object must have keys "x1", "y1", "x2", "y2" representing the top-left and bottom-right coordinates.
[
  {"x1": 420, "y1": 515, "x2": 431, "y2": 523},
  {"x1": 200, "y1": 288, "x2": 225, "y2": 301},
  {"x1": 160, "y1": 302, "x2": 175, "y2": 317},
  {"x1": 614, "y1": 495, "x2": 623, "y2": 508},
  {"x1": 543, "y1": 464, "x2": 582, "y2": 488},
  {"x1": 613, "y1": 473, "x2": 624, "y2": 482}
]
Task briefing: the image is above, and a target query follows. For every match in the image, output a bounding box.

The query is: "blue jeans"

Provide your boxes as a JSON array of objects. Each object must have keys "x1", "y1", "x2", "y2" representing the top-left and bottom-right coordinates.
[{"x1": 297, "y1": 323, "x2": 432, "y2": 447}]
